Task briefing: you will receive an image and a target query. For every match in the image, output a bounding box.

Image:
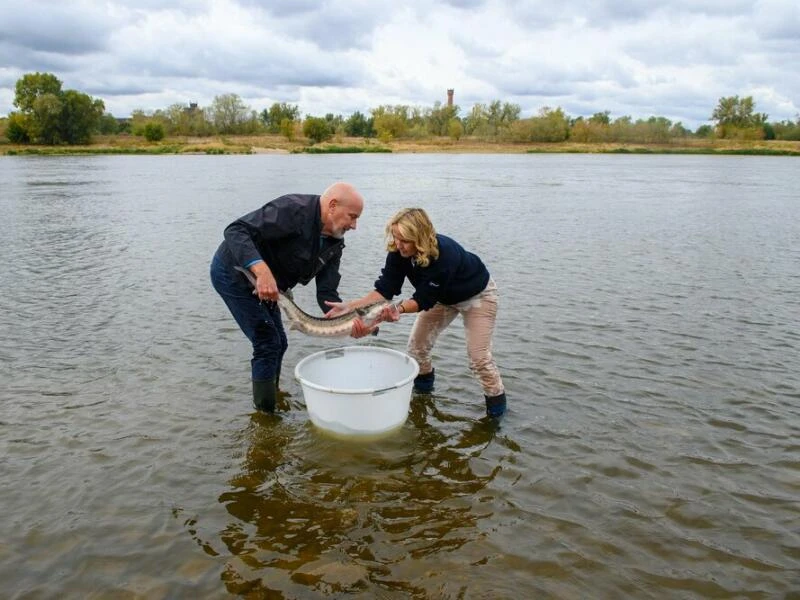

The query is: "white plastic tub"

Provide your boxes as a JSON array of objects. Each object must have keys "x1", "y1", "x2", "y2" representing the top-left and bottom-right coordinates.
[{"x1": 294, "y1": 346, "x2": 419, "y2": 436}]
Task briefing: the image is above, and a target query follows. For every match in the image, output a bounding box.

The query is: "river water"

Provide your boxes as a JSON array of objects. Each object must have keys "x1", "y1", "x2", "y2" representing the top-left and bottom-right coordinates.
[{"x1": 1, "y1": 153, "x2": 798, "y2": 598}]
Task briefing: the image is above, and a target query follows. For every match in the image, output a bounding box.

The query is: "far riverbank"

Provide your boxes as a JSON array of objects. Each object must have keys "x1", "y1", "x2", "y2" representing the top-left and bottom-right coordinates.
[{"x1": 2, "y1": 134, "x2": 799, "y2": 156}]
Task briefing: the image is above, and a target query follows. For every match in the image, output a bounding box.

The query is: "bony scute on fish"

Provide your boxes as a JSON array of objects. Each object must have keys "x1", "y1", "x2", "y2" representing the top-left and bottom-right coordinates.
[
  {"x1": 233, "y1": 265, "x2": 387, "y2": 338},
  {"x1": 277, "y1": 292, "x2": 388, "y2": 338}
]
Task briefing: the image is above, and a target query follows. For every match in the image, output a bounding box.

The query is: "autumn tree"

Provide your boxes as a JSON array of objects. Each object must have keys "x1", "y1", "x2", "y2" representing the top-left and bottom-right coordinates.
[
  {"x1": 711, "y1": 96, "x2": 768, "y2": 139},
  {"x1": 426, "y1": 101, "x2": 460, "y2": 136},
  {"x1": 371, "y1": 105, "x2": 411, "y2": 141},
  {"x1": 463, "y1": 101, "x2": 520, "y2": 139}
]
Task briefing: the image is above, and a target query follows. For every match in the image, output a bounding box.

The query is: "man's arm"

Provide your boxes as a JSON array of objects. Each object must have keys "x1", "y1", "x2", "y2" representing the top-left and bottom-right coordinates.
[{"x1": 314, "y1": 252, "x2": 342, "y2": 313}]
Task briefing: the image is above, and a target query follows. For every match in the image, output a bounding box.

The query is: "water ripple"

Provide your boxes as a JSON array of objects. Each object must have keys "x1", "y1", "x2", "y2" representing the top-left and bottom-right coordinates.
[{"x1": 2, "y1": 155, "x2": 799, "y2": 597}]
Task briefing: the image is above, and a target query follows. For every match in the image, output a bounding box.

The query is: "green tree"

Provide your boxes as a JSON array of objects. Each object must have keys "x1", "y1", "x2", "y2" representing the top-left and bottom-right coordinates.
[
  {"x1": 426, "y1": 101, "x2": 459, "y2": 136},
  {"x1": 96, "y1": 113, "x2": 121, "y2": 135},
  {"x1": 324, "y1": 113, "x2": 344, "y2": 136},
  {"x1": 209, "y1": 94, "x2": 251, "y2": 134},
  {"x1": 59, "y1": 90, "x2": 104, "y2": 144},
  {"x1": 144, "y1": 122, "x2": 165, "y2": 141},
  {"x1": 589, "y1": 111, "x2": 611, "y2": 126},
  {"x1": 670, "y1": 122, "x2": 692, "y2": 138},
  {"x1": 129, "y1": 109, "x2": 151, "y2": 136},
  {"x1": 260, "y1": 102, "x2": 300, "y2": 133},
  {"x1": 712, "y1": 95, "x2": 767, "y2": 139},
  {"x1": 463, "y1": 103, "x2": 488, "y2": 135},
  {"x1": 632, "y1": 116, "x2": 672, "y2": 144},
  {"x1": 609, "y1": 115, "x2": 634, "y2": 142},
  {"x1": 303, "y1": 116, "x2": 332, "y2": 143},
  {"x1": 464, "y1": 100, "x2": 520, "y2": 139},
  {"x1": 5, "y1": 113, "x2": 30, "y2": 143},
  {"x1": 371, "y1": 105, "x2": 410, "y2": 141},
  {"x1": 163, "y1": 103, "x2": 211, "y2": 136},
  {"x1": 344, "y1": 111, "x2": 373, "y2": 137},
  {"x1": 569, "y1": 115, "x2": 609, "y2": 142},
  {"x1": 508, "y1": 107, "x2": 570, "y2": 142},
  {"x1": 14, "y1": 72, "x2": 63, "y2": 112},
  {"x1": 695, "y1": 124, "x2": 714, "y2": 138},
  {"x1": 488, "y1": 101, "x2": 521, "y2": 137},
  {"x1": 30, "y1": 93, "x2": 63, "y2": 143},
  {"x1": 9, "y1": 72, "x2": 104, "y2": 144},
  {"x1": 279, "y1": 117, "x2": 296, "y2": 140},
  {"x1": 772, "y1": 117, "x2": 800, "y2": 141},
  {"x1": 447, "y1": 118, "x2": 463, "y2": 140}
]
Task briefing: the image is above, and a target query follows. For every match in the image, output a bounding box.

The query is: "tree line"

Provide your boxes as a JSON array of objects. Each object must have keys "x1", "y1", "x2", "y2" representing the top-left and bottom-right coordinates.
[{"x1": 4, "y1": 71, "x2": 800, "y2": 145}]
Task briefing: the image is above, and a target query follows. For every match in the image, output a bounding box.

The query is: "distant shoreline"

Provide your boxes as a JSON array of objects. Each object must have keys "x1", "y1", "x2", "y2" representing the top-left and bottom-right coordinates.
[{"x1": 2, "y1": 135, "x2": 799, "y2": 156}]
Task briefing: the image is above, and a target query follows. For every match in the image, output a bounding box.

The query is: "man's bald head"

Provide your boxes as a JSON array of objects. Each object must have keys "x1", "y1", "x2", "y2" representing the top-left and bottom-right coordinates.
[{"x1": 320, "y1": 182, "x2": 364, "y2": 238}]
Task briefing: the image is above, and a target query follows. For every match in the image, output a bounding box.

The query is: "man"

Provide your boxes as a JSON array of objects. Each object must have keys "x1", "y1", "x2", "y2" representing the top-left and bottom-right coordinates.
[{"x1": 210, "y1": 182, "x2": 364, "y2": 412}]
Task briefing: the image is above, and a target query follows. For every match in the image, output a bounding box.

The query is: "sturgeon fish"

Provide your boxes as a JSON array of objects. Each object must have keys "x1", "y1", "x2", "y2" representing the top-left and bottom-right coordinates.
[{"x1": 234, "y1": 266, "x2": 387, "y2": 337}]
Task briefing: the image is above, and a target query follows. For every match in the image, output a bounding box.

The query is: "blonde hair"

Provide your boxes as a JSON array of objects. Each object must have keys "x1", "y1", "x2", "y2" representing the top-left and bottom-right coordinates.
[{"x1": 385, "y1": 208, "x2": 439, "y2": 267}]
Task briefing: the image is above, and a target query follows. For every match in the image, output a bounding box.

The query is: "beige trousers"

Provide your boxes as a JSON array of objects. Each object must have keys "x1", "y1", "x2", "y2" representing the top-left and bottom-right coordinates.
[{"x1": 407, "y1": 278, "x2": 504, "y2": 397}]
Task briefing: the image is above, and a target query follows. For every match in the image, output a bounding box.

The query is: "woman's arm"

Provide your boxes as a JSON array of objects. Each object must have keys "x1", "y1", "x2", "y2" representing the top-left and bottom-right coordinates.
[{"x1": 324, "y1": 289, "x2": 388, "y2": 318}]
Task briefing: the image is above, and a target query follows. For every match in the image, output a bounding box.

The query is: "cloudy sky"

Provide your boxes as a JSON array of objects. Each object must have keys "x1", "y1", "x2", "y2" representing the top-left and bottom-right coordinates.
[{"x1": 1, "y1": 0, "x2": 798, "y2": 129}]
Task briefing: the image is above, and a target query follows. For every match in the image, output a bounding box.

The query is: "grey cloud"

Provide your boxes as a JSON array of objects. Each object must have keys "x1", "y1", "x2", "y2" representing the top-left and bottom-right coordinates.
[
  {"x1": 79, "y1": 80, "x2": 163, "y2": 98},
  {"x1": 622, "y1": 34, "x2": 745, "y2": 69},
  {"x1": 753, "y1": 3, "x2": 800, "y2": 41},
  {"x1": 279, "y1": 4, "x2": 389, "y2": 51},
  {"x1": 506, "y1": 0, "x2": 755, "y2": 29},
  {"x1": 243, "y1": 0, "x2": 321, "y2": 17},
  {"x1": 140, "y1": 49, "x2": 361, "y2": 88},
  {"x1": 231, "y1": 0, "x2": 393, "y2": 51},
  {"x1": 0, "y1": 1, "x2": 115, "y2": 55},
  {"x1": 0, "y1": 43, "x2": 84, "y2": 77},
  {"x1": 440, "y1": 0, "x2": 487, "y2": 8}
]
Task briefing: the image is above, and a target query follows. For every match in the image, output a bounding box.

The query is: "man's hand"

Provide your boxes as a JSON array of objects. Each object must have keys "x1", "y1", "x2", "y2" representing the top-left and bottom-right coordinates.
[
  {"x1": 255, "y1": 272, "x2": 279, "y2": 302},
  {"x1": 249, "y1": 261, "x2": 278, "y2": 302}
]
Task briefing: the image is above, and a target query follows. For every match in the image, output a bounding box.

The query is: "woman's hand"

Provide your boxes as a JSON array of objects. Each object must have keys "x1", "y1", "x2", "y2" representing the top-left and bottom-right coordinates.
[
  {"x1": 324, "y1": 300, "x2": 352, "y2": 319},
  {"x1": 350, "y1": 317, "x2": 379, "y2": 338},
  {"x1": 379, "y1": 303, "x2": 401, "y2": 323}
]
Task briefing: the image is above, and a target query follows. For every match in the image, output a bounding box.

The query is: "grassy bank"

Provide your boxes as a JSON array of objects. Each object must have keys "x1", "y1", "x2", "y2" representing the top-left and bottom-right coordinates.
[{"x1": 2, "y1": 134, "x2": 799, "y2": 156}]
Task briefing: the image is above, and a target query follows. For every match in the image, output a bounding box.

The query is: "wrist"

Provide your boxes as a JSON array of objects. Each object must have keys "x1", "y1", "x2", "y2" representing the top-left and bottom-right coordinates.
[{"x1": 396, "y1": 301, "x2": 405, "y2": 314}]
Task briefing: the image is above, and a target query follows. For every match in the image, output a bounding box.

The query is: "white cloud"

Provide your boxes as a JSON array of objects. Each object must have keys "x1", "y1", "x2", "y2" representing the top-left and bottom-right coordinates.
[{"x1": 0, "y1": 0, "x2": 797, "y2": 128}]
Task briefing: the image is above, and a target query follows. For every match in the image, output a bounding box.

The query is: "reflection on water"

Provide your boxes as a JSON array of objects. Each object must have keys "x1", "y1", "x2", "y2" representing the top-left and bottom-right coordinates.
[
  {"x1": 213, "y1": 396, "x2": 507, "y2": 596},
  {"x1": 1, "y1": 155, "x2": 799, "y2": 597}
]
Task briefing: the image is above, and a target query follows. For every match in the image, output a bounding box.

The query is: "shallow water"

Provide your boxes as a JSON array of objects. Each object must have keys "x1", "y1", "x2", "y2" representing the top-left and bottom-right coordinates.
[{"x1": 1, "y1": 153, "x2": 798, "y2": 597}]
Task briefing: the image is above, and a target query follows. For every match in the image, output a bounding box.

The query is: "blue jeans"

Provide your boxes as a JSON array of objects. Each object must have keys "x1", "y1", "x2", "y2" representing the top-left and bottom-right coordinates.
[{"x1": 210, "y1": 252, "x2": 287, "y2": 382}]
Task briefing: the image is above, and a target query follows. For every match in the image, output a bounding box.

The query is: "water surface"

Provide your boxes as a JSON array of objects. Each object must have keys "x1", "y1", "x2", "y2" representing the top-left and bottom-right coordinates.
[{"x1": 1, "y1": 154, "x2": 798, "y2": 597}]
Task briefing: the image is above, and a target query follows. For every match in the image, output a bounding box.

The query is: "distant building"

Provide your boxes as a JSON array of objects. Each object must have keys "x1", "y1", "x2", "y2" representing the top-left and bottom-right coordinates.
[{"x1": 447, "y1": 89, "x2": 454, "y2": 107}]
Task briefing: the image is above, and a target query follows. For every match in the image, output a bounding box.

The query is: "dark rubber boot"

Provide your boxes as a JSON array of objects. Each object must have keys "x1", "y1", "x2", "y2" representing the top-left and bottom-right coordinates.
[
  {"x1": 413, "y1": 369, "x2": 435, "y2": 393},
  {"x1": 485, "y1": 392, "x2": 506, "y2": 418},
  {"x1": 252, "y1": 379, "x2": 277, "y2": 413}
]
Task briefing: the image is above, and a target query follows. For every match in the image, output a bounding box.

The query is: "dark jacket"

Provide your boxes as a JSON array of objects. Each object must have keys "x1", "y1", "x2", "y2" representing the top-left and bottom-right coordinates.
[
  {"x1": 374, "y1": 234, "x2": 490, "y2": 310},
  {"x1": 214, "y1": 193, "x2": 343, "y2": 312}
]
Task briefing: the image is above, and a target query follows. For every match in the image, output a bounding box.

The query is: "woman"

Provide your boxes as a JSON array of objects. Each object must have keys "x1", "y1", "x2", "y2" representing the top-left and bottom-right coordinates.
[{"x1": 326, "y1": 208, "x2": 506, "y2": 418}]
